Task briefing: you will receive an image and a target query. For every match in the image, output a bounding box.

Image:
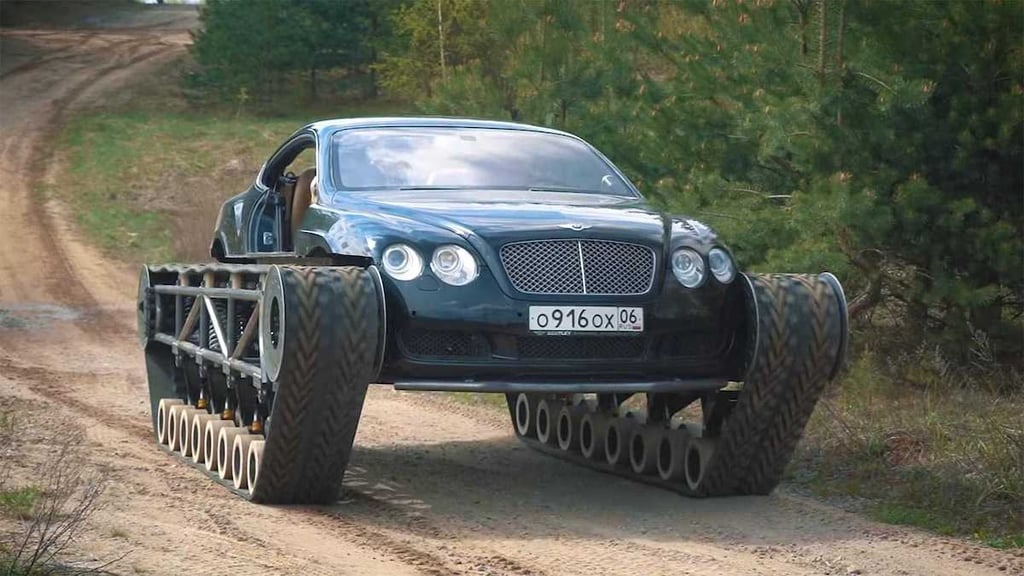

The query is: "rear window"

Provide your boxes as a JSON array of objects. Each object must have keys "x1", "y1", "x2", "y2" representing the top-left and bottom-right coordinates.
[{"x1": 330, "y1": 127, "x2": 633, "y2": 196}]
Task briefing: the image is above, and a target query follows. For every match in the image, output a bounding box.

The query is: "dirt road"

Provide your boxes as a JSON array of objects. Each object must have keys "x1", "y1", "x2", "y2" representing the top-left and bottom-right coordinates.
[{"x1": 0, "y1": 6, "x2": 1020, "y2": 576}]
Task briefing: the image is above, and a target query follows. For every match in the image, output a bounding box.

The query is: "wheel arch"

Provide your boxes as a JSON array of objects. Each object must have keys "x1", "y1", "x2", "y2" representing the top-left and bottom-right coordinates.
[{"x1": 296, "y1": 230, "x2": 375, "y2": 267}]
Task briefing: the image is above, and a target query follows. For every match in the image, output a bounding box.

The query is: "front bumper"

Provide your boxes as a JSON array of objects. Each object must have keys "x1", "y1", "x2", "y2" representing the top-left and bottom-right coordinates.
[{"x1": 377, "y1": 269, "x2": 749, "y2": 384}]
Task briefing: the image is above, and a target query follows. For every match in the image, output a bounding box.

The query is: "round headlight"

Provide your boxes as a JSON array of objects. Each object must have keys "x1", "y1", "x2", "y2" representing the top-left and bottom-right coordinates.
[
  {"x1": 431, "y1": 245, "x2": 478, "y2": 286},
  {"x1": 708, "y1": 247, "x2": 736, "y2": 283},
  {"x1": 382, "y1": 244, "x2": 423, "y2": 281},
  {"x1": 671, "y1": 248, "x2": 706, "y2": 288}
]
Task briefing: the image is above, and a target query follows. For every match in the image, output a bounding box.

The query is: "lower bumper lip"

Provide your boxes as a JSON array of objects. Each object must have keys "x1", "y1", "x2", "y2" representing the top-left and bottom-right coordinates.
[{"x1": 391, "y1": 378, "x2": 726, "y2": 394}]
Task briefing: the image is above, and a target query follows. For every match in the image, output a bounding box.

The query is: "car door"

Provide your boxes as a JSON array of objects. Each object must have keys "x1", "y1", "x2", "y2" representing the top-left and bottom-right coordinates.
[{"x1": 244, "y1": 132, "x2": 317, "y2": 254}]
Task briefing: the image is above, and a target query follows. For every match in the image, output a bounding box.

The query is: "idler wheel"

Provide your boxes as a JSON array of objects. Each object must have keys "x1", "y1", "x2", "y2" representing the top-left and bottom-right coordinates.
[
  {"x1": 232, "y1": 434, "x2": 262, "y2": 490},
  {"x1": 604, "y1": 417, "x2": 632, "y2": 468},
  {"x1": 190, "y1": 414, "x2": 217, "y2": 464},
  {"x1": 177, "y1": 408, "x2": 203, "y2": 457},
  {"x1": 217, "y1": 426, "x2": 247, "y2": 480},
  {"x1": 203, "y1": 419, "x2": 232, "y2": 471},
  {"x1": 247, "y1": 440, "x2": 266, "y2": 492},
  {"x1": 166, "y1": 404, "x2": 188, "y2": 451},
  {"x1": 579, "y1": 412, "x2": 607, "y2": 461},
  {"x1": 684, "y1": 437, "x2": 715, "y2": 492},
  {"x1": 514, "y1": 393, "x2": 534, "y2": 437},
  {"x1": 656, "y1": 428, "x2": 689, "y2": 481},
  {"x1": 629, "y1": 426, "x2": 659, "y2": 475},
  {"x1": 556, "y1": 405, "x2": 579, "y2": 452},
  {"x1": 156, "y1": 398, "x2": 183, "y2": 445},
  {"x1": 535, "y1": 399, "x2": 558, "y2": 445}
]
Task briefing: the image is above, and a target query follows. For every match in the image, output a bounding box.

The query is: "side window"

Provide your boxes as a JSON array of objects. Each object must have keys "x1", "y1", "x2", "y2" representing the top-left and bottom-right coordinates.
[
  {"x1": 285, "y1": 147, "x2": 317, "y2": 179},
  {"x1": 254, "y1": 138, "x2": 318, "y2": 253}
]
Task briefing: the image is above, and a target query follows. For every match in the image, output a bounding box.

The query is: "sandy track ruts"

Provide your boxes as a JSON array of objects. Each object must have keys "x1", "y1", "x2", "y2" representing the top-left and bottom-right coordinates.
[{"x1": 0, "y1": 8, "x2": 1021, "y2": 576}]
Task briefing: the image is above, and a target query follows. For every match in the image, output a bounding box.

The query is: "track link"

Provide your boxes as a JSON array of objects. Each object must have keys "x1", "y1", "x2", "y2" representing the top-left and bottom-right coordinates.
[{"x1": 508, "y1": 273, "x2": 847, "y2": 497}]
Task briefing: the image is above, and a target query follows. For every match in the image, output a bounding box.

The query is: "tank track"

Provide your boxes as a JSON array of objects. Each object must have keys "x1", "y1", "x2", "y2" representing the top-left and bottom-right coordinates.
[
  {"x1": 139, "y1": 265, "x2": 844, "y2": 502},
  {"x1": 506, "y1": 273, "x2": 847, "y2": 496},
  {"x1": 138, "y1": 263, "x2": 383, "y2": 504}
]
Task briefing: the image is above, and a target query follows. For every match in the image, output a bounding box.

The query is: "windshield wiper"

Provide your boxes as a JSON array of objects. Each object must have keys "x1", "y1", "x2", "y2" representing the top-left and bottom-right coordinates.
[
  {"x1": 527, "y1": 186, "x2": 605, "y2": 194},
  {"x1": 392, "y1": 185, "x2": 613, "y2": 194},
  {"x1": 397, "y1": 185, "x2": 470, "y2": 191}
]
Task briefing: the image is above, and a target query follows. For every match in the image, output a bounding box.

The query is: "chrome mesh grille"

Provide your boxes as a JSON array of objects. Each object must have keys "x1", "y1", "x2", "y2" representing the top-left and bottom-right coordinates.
[{"x1": 499, "y1": 240, "x2": 655, "y2": 295}]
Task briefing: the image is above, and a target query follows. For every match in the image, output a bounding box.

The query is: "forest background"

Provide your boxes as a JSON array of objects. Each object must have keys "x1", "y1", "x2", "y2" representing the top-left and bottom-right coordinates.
[{"x1": 33, "y1": 0, "x2": 1024, "y2": 546}]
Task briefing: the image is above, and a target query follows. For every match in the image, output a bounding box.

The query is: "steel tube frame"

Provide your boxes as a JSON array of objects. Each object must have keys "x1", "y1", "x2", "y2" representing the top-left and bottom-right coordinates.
[
  {"x1": 154, "y1": 286, "x2": 262, "y2": 301},
  {"x1": 150, "y1": 267, "x2": 265, "y2": 388},
  {"x1": 154, "y1": 334, "x2": 262, "y2": 379}
]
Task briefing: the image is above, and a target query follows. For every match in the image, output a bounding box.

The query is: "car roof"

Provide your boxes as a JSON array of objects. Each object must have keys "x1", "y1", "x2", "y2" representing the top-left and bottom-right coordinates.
[{"x1": 305, "y1": 117, "x2": 575, "y2": 138}]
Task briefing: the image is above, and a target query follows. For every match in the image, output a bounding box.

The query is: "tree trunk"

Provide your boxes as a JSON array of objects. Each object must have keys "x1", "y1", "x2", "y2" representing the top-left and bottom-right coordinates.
[
  {"x1": 835, "y1": 0, "x2": 845, "y2": 125},
  {"x1": 437, "y1": 0, "x2": 447, "y2": 83},
  {"x1": 835, "y1": 0, "x2": 845, "y2": 70},
  {"x1": 817, "y1": 0, "x2": 827, "y2": 83},
  {"x1": 794, "y1": 0, "x2": 809, "y2": 56},
  {"x1": 539, "y1": 13, "x2": 547, "y2": 84}
]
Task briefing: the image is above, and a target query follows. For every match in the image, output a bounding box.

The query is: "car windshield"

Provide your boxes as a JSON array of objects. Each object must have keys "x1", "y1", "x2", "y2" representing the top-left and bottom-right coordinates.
[{"x1": 330, "y1": 127, "x2": 633, "y2": 196}]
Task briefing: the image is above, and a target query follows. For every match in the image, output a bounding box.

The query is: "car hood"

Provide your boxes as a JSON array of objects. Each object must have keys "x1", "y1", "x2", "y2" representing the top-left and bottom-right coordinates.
[{"x1": 336, "y1": 190, "x2": 718, "y2": 248}]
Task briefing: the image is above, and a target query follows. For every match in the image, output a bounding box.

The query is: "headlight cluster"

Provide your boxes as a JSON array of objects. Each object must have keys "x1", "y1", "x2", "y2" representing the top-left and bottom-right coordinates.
[
  {"x1": 670, "y1": 247, "x2": 735, "y2": 288},
  {"x1": 430, "y1": 245, "x2": 478, "y2": 286},
  {"x1": 707, "y1": 247, "x2": 736, "y2": 283},
  {"x1": 382, "y1": 244, "x2": 423, "y2": 281},
  {"x1": 671, "y1": 248, "x2": 705, "y2": 288},
  {"x1": 382, "y1": 243, "x2": 479, "y2": 286}
]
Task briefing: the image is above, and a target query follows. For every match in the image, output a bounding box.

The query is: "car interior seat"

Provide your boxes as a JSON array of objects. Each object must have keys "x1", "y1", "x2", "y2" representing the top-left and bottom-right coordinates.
[
  {"x1": 275, "y1": 173, "x2": 298, "y2": 250},
  {"x1": 292, "y1": 167, "x2": 316, "y2": 245}
]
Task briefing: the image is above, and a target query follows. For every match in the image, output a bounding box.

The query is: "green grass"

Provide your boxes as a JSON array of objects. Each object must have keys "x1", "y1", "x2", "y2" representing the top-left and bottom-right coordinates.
[
  {"x1": 50, "y1": 53, "x2": 410, "y2": 262},
  {"x1": 871, "y1": 503, "x2": 958, "y2": 536},
  {"x1": 53, "y1": 99, "x2": 407, "y2": 262},
  {"x1": 982, "y1": 533, "x2": 1024, "y2": 550},
  {"x1": 789, "y1": 351, "x2": 1024, "y2": 548},
  {"x1": 54, "y1": 111, "x2": 291, "y2": 262},
  {"x1": 0, "y1": 487, "x2": 41, "y2": 520}
]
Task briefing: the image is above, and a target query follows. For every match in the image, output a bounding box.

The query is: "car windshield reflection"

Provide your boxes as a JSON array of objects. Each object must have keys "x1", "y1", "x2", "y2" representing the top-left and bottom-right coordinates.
[{"x1": 330, "y1": 127, "x2": 634, "y2": 196}]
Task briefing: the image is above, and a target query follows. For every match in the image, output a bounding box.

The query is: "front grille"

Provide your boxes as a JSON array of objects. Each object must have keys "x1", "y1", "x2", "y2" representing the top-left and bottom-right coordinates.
[
  {"x1": 518, "y1": 336, "x2": 646, "y2": 360},
  {"x1": 500, "y1": 240, "x2": 655, "y2": 295}
]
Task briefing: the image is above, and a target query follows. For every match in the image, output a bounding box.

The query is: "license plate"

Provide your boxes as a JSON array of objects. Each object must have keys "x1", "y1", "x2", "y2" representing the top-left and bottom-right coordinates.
[{"x1": 528, "y1": 306, "x2": 643, "y2": 332}]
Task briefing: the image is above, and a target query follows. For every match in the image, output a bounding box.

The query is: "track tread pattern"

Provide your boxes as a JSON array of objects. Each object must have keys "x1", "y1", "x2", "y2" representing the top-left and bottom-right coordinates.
[
  {"x1": 699, "y1": 274, "x2": 841, "y2": 495},
  {"x1": 250, "y1": 266, "x2": 380, "y2": 504}
]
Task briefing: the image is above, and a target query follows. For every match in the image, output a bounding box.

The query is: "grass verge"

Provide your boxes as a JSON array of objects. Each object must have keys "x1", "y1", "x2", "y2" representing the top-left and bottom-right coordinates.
[
  {"x1": 0, "y1": 488, "x2": 41, "y2": 521},
  {"x1": 49, "y1": 55, "x2": 410, "y2": 263},
  {"x1": 0, "y1": 406, "x2": 111, "y2": 575},
  {"x1": 788, "y1": 350, "x2": 1023, "y2": 549}
]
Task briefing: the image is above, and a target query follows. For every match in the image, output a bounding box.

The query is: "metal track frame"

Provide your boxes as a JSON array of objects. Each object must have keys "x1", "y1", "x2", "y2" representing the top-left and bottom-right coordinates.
[
  {"x1": 143, "y1": 264, "x2": 271, "y2": 416},
  {"x1": 506, "y1": 272, "x2": 850, "y2": 497}
]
